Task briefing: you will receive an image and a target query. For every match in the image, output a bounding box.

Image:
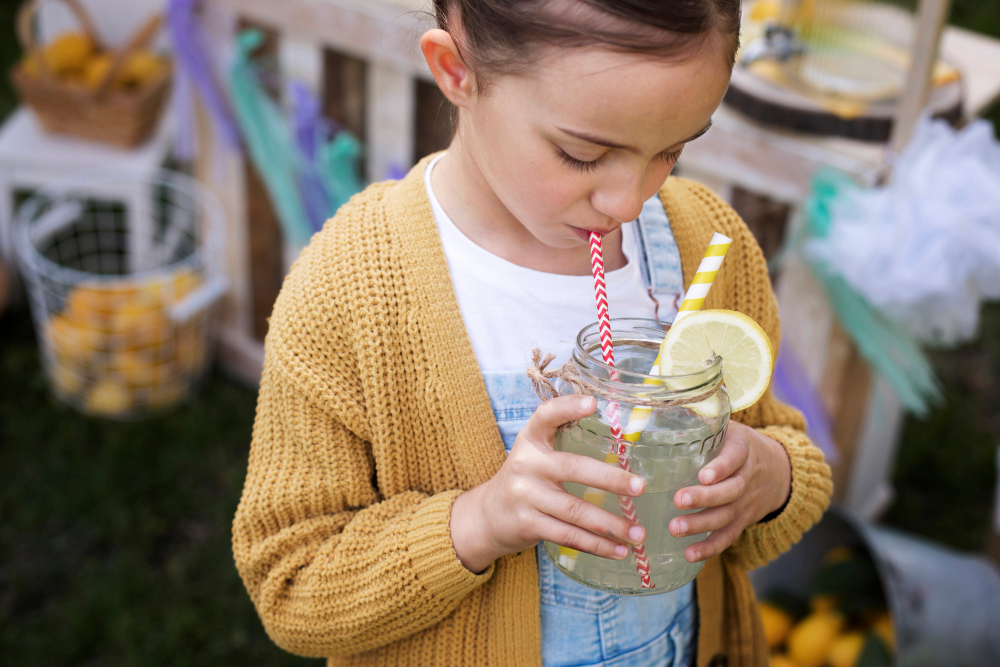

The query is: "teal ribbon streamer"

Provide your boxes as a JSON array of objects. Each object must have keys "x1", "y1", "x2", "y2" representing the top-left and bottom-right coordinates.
[
  {"x1": 228, "y1": 30, "x2": 364, "y2": 248},
  {"x1": 797, "y1": 169, "x2": 941, "y2": 416}
]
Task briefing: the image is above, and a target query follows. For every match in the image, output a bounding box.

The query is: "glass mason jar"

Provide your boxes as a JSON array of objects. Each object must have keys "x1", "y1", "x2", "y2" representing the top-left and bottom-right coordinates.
[{"x1": 543, "y1": 318, "x2": 731, "y2": 595}]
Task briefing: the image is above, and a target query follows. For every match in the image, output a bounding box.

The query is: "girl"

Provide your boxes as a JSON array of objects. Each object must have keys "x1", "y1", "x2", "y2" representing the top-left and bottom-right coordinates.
[{"x1": 233, "y1": 1, "x2": 833, "y2": 666}]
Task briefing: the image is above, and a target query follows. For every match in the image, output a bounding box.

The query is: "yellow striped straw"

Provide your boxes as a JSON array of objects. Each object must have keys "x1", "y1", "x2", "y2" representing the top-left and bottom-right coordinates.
[
  {"x1": 556, "y1": 233, "x2": 731, "y2": 567},
  {"x1": 622, "y1": 232, "x2": 732, "y2": 442}
]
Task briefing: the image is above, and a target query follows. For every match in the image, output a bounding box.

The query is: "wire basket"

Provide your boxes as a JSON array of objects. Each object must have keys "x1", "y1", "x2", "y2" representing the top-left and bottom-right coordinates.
[{"x1": 14, "y1": 168, "x2": 227, "y2": 419}]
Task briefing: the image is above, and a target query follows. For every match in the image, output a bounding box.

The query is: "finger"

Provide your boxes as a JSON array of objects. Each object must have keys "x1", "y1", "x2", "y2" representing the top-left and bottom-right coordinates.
[
  {"x1": 548, "y1": 450, "x2": 645, "y2": 497},
  {"x1": 684, "y1": 520, "x2": 745, "y2": 562},
  {"x1": 698, "y1": 431, "x2": 749, "y2": 485},
  {"x1": 674, "y1": 474, "x2": 746, "y2": 510},
  {"x1": 539, "y1": 489, "x2": 646, "y2": 546},
  {"x1": 668, "y1": 503, "x2": 742, "y2": 538},
  {"x1": 523, "y1": 395, "x2": 596, "y2": 445},
  {"x1": 534, "y1": 514, "x2": 631, "y2": 560}
]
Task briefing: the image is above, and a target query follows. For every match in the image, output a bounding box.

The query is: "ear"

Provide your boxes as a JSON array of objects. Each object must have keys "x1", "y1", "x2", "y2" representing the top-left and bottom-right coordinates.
[{"x1": 420, "y1": 29, "x2": 477, "y2": 109}]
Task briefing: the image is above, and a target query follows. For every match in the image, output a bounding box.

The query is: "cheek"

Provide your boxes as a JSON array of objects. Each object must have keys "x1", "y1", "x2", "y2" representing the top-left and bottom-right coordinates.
[
  {"x1": 480, "y1": 127, "x2": 589, "y2": 226},
  {"x1": 644, "y1": 160, "x2": 676, "y2": 199}
]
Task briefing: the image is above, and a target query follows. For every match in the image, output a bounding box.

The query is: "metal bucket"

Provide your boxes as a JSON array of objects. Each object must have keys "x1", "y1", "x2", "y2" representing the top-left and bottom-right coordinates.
[{"x1": 750, "y1": 505, "x2": 1000, "y2": 666}]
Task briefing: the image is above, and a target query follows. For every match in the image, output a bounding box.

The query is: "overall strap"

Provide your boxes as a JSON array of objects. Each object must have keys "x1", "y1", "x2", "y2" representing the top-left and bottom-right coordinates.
[{"x1": 633, "y1": 194, "x2": 684, "y2": 322}]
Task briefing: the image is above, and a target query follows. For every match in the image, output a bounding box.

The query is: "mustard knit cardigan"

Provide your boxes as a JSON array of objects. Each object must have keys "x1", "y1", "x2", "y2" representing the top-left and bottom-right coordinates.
[{"x1": 233, "y1": 155, "x2": 833, "y2": 667}]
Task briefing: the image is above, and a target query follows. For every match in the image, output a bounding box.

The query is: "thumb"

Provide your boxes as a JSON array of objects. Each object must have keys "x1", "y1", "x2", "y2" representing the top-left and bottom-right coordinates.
[{"x1": 523, "y1": 395, "x2": 596, "y2": 445}]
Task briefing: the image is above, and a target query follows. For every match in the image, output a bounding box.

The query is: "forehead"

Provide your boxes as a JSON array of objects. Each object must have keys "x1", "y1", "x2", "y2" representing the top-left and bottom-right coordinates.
[{"x1": 509, "y1": 46, "x2": 732, "y2": 147}]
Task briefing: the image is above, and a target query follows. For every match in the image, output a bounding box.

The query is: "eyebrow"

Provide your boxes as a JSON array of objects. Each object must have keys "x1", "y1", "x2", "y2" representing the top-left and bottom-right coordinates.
[{"x1": 557, "y1": 121, "x2": 714, "y2": 154}]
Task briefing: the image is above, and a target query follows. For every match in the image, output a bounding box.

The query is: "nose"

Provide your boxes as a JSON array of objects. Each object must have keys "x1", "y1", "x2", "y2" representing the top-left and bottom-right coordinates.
[{"x1": 591, "y1": 173, "x2": 647, "y2": 223}]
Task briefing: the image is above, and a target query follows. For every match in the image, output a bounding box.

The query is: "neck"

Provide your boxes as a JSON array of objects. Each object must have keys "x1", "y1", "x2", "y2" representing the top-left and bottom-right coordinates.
[{"x1": 429, "y1": 132, "x2": 626, "y2": 276}]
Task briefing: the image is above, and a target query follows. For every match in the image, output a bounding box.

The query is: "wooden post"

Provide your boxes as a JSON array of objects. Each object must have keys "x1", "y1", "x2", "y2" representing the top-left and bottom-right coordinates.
[
  {"x1": 366, "y1": 62, "x2": 416, "y2": 183},
  {"x1": 890, "y1": 0, "x2": 954, "y2": 155}
]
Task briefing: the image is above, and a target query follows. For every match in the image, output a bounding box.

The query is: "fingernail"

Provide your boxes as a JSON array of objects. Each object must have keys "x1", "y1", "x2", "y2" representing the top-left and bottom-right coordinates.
[
  {"x1": 674, "y1": 519, "x2": 688, "y2": 536},
  {"x1": 579, "y1": 396, "x2": 594, "y2": 411},
  {"x1": 628, "y1": 526, "x2": 644, "y2": 543},
  {"x1": 701, "y1": 468, "x2": 716, "y2": 484},
  {"x1": 680, "y1": 492, "x2": 692, "y2": 508},
  {"x1": 614, "y1": 544, "x2": 629, "y2": 558},
  {"x1": 629, "y1": 476, "x2": 644, "y2": 494},
  {"x1": 693, "y1": 550, "x2": 702, "y2": 561}
]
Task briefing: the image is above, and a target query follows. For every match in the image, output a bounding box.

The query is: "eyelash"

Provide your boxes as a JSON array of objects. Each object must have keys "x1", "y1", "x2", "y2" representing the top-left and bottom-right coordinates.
[{"x1": 556, "y1": 147, "x2": 684, "y2": 173}]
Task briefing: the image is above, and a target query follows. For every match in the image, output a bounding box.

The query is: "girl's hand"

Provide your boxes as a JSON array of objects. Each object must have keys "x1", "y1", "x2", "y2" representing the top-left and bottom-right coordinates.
[
  {"x1": 451, "y1": 395, "x2": 647, "y2": 574},
  {"x1": 668, "y1": 421, "x2": 791, "y2": 562}
]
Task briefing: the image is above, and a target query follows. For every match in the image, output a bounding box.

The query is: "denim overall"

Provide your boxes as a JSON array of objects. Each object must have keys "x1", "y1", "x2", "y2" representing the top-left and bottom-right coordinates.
[{"x1": 482, "y1": 195, "x2": 697, "y2": 667}]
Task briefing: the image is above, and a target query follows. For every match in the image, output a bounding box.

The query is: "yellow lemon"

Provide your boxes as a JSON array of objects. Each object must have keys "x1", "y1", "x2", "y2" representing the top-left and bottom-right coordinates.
[
  {"x1": 759, "y1": 602, "x2": 795, "y2": 649},
  {"x1": 86, "y1": 378, "x2": 132, "y2": 416},
  {"x1": 787, "y1": 612, "x2": 844, "y2": 667},
  {"x1": 111, "y1": 350, "x2": 173, "y2": 388},
  {"x1": 43, "y1": 32, "x2": 94, "y2": 75},
  {"x1": 47, "y1": 314, "x2": 105, "y2": 364},
  {"x1": 872, "y1": 612, "x2": 895, "y2": 652},
  {"x1": 83, "y1": 52, "x2": 115, "y2": 91},
  {"x1": 827, "y1": 632, "x2": 865, "y2": 667},
  {"x1": 116, "y1": 50, "x2": 166, "y2": 89},
  {"x1": 769, "y1": 655, "x2": 801, "y2": 667},
  {"x1": 809, "y1": 594, "x2": 841, "y2": 614},
  {"x1": 120, "y1": 313, "x2": 173, "y2": 353},
  {"x1": 66, "y1": 283, "x2": 122, "y2": 325},
  {"x1": 658, "y1": 309, "x2": 773, "y2": 412}
]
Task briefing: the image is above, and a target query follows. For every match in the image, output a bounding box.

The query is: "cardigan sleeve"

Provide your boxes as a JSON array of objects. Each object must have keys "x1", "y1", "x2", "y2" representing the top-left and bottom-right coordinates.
[
  {"x1": 664, "y1": 179, "x2": 834, "y2": 570},
  {"x1": 231, "y1": 238, "x2": 493, "y2": 659}
]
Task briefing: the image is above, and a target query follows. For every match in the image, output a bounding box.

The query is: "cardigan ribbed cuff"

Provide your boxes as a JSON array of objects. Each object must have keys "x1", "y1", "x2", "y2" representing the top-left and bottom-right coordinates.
[
  {"x1": 727, "y1": 425, "x2": 833, "y2": 570},
  {"x1": 408, "y1": 490, "x2": 495, "y2": 605}
]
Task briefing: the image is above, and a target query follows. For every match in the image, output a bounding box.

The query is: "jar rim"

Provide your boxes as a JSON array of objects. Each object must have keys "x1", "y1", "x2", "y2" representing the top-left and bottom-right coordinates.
[{"x1": 573, "y1": 318, "x2": 723, "y2": 390}]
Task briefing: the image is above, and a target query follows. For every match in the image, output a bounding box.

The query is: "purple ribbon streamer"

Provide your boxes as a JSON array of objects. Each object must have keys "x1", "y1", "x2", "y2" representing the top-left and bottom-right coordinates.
[
  {"x1": 772, "y1": 343, "x2": 839, "y2": 464},
  {"x1": 167, "y1": 0, "x2": 242, "y2": 152},
  {"x1": 170, "y1": 64, "x2": 197, "y2": 162},
  {"x1": 290, "y1": 82, "x2": 335, "y2": 233}
]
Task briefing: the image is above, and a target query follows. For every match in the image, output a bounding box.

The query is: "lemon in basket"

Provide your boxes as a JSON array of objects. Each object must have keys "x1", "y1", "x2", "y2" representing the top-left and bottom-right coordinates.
[
  {"x1": 759, "y1": 602, "x2": 794, "y2": 649},
  {"x1": 43, "y1": 31, "x2": 94, "y2": 76},
  {"x1": 658, "y1": 310, "x2": 774, "y2": 412},
  {"x1": 86, "y1": 378, "x2": 132, "y2": 416},
  {"x1": 827, "y1": 631, "x2": 866, "y2": 667},
  {"x1": 787, "y1": 611, "x2": 845, "y2": 667},
  {"x1": 83, "y1": 52, "x2": 115, "y2": 91},
  {"x1": 47, "y1": 313, "x2": 104, "y2": 365},
  {"x1": 116, "y1": 50, "x2": 166, "y2": 89}
]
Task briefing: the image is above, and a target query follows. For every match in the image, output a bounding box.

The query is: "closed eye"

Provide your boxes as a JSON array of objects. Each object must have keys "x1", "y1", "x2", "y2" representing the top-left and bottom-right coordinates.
[
  {"x1": 556, "y1": 146, "x2": 684, "y2": 173},
  {"x1": 658, "y1": 148, "x2": 683, "y2": 164},
  {"x1": 556, "y1": 147, "x2": 605, "y2": 173}
]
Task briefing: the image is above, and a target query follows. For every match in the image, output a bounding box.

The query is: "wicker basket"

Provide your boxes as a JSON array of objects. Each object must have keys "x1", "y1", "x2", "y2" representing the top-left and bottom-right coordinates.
[
  {"x1": 9, "y1": 0, "x2": 172, "y2": 148},
  {"x1": 14, "y1": 168, "x2": 228, "y2": 419}
]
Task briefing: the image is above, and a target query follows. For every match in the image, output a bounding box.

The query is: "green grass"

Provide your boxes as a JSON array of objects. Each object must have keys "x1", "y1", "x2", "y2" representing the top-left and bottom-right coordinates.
[
  {"x1": 0, "y1": 307, "x2": 312, "y2": 665},
  {"x1": 883, "y1": 303, "x2": 1000, "y2": 550}
]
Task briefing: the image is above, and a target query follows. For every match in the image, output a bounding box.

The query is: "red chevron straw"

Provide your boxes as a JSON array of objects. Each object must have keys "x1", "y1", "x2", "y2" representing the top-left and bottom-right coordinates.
[{"x1": 588, "y1": 232, "x2": 653, "y2": 589}]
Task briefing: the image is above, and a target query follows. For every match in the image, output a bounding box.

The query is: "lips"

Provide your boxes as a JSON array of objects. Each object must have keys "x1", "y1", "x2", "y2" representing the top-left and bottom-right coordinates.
[{"x1": 569, "y1": 225, "x2": 618, "y2": 241}]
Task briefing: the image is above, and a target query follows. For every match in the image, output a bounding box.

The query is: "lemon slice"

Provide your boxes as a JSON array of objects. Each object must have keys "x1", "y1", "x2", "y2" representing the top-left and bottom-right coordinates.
[
  {"x1": 659, "y1": 310, "x2": 773, "y2": 412},
  {"x1": 684, "y1": 392, "x2": 726, "y2": 419}
]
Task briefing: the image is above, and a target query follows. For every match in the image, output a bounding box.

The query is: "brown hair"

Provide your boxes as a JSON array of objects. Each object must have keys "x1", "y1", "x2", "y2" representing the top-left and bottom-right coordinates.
[{"x1": 434, "y1": 0, "x2": 742, "y2": 88}]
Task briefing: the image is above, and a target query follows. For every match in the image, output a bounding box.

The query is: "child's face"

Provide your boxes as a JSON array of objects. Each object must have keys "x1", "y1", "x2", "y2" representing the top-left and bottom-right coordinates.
[{"x1": 462, "y1": 45, "x2": 732, "y2": 248}]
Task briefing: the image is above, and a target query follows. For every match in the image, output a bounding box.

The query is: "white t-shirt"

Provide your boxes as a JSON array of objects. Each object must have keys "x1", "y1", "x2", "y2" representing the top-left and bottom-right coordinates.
[{"x1": 425, "y1": 155, "x2": 658, "y2": 372}]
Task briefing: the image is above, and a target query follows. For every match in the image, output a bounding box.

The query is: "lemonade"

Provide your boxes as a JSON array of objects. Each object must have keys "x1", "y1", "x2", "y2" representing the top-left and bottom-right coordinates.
[{"x1": 542, "y1": 325, "x2": 731, "y2": 595}]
